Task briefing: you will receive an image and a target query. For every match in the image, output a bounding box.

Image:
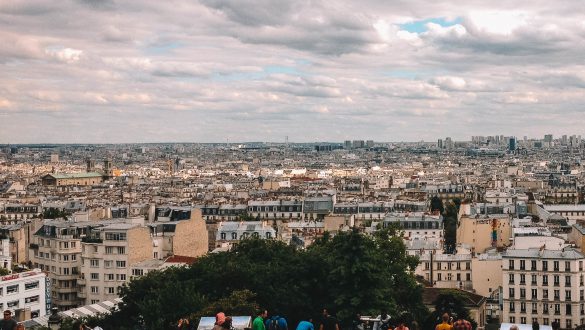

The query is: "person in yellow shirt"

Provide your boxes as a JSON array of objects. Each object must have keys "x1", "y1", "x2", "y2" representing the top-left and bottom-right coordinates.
[{"x1": 435, "y1": 313, "x2": 453, "y2": 330}]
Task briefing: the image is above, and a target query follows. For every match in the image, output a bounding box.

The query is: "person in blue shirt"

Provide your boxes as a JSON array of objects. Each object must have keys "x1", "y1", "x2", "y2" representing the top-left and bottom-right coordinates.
[
  {"x1": 265, "y1": 312, "x2": 288, "y2": 330},
  {"x1": 296, "y1": 318, "x2": 314, "y2": 330}
]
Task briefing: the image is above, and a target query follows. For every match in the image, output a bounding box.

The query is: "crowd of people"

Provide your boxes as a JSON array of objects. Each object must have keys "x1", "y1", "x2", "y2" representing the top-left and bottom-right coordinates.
[{"x1": 176, "y1": 309, "x2": 477, "y2": 330}]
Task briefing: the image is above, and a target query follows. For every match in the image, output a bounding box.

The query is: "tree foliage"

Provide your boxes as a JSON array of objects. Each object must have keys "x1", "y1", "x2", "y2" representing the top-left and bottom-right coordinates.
[
  {"x1": 430, "y1": 196, "x2": 444, "y2": 214},
  {"x1": 423, "y1": 290, "x2": 477, "y2": 330},
  {"x1": 94, "y1": 230, "x2": 427, "y2": 330},
  {"x1": 442, "y1": 198, "x2": 461, "y2": 254}
]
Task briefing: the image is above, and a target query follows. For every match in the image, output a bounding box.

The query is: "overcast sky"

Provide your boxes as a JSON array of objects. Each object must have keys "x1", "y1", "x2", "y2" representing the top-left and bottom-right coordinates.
[{"x1": 1, "y1": 0, "x2": 585, "y2": 143}]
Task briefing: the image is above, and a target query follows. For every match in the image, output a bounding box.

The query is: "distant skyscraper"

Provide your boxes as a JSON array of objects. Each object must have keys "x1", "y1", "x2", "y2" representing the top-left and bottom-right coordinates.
[
  {"x1": 544, "y1": 134, "x2": 553, "y2": 143},
  {"x1": 508, "y1": 137, "x2": 517, "y2": 152},
  {"x1": 437, "y1": 139, "x2": 443, "y2": 149},
  {"x1": 445, "y1": 137, "x2": 453, "y2": 150},
  {"x1": 344, "y1": 140, "x2": 352, "y2": 149},
  {"x1": 366, "y1": 140, "x2": 374, "y2": 148}
]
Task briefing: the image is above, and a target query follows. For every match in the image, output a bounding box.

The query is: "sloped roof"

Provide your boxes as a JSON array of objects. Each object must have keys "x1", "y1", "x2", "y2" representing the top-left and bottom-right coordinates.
[
  {"x1": 422, "y1": 287, "x2": 486, "y2": 308},
  {"x1": 43, "y1": 172, "x2": 103, "y2": 179}
]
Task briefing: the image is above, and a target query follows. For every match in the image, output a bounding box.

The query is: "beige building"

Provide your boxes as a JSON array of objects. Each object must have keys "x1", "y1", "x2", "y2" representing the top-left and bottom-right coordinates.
[
  {"x1": 418, "y1": 252, "x2": 473, "y2": 290},
  {"x1": 471, "y1": 251, "x2": 503, "y2": 297},
  {"x1": 41, "y1": 172, "x2": 103, "y2": 186},
  {"x1": 457, "y1": 214, "x2": 511, "y2": 254},
  {"x1": 30, "y1": 221, "x2": 83, "y2": 310},
  {"x1": 502, "y1": 248, "x2": 585, "y2": 329},
  {"x1": 569, "y1": 224, "x2": 585, "y2": 254}
]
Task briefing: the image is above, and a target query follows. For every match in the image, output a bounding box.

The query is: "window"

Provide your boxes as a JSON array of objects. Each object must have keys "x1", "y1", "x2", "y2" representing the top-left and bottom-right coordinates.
[
  {"x1": 25, "y1": 281, "x2": 39, "y2": 290},
  {"x1": 63, "y1": 242, "x2": 69, "y2": 249},
  {"x1": 520, "y1": 288, "x2": 526, "y2": 298},
  {"x1": 566, "y1": 290, "x2": 572, "y2": 301},
  {"x1": 543, "y1": 275, "x2": 549, "y2": 286},
  {"x1": 566, "y1": 276, "x2": 572, "y2": 286},
  {"x1": 509, "y1": 260, "x2": 515, "y2": 270},
  {"x1": 544, "y1": 289, "x2": 549, "y2": 299},
  {"x1": 532, "y1": 274, "x2": 537, "y2": 285},
  {"x1": 7, "y1": 301, "x2": 18, "y2": 308},
  {"x1": 544, "y1": 304, "x2": 549, "y2": 314},
  {"x1": 63, "y1": 255, "x2": 69, "y2": 261},
  {"x1": 220, "y1": 233, "x2": 226, "y2": 240},
  {"x1": 116, "y1": 274, "x2": 126, "y2": 281},
  {"x1": 90, "y1": 259, "x2": 99, "y2": 268},
  {"x1": 104, "y1": 260, "x2": 113, "y2": 268},
  {"x1": 105, "y1": 232, "x2": 127, "y2": 241},
  {"x1": 231, "y1": 232, "x2": 237, "y2": 240},
  {"x1": 509, "y1": 317, "x2": 516, "y2": 324},
  {"x1": 521, "y1": 317, "x2": 526, "y2": 324},
  {"x1": 132, "y1": 269, "x2": 144, "y2": 276},
  {"x1": 555, "y1": 304, "x2": 561, "y2": 315},
  {"x1": 25, "y1": 295, "x2": 39, "y2": 304},
  {"x1": 567, "y1": 320, "x2": 572, "y2": 329},
  {"x1": 531, "y1": 260, "x2": 537, "y2": 271},
  {"x1": 554, "y1": 275, "x2": 560, "y2": 286},
  {"x1": 543, "y1": 261, "x2": 548, "y2": 271},
  {"x1": 107, "y1": 287, "x2": 115, "y2": 294},
  {"x1": 6, "y1": 285, "x2": 18, "y2": 294},
  {"x1": 532, "y1": 303, "x2": 538, "y2": 314},
  {"x1": 510, "y1": 288, "x2": 515, "y2": 298},
  {"x1": 554, "y1": 261, "x2": 560, "y2": 271},
  {"x1": 117, "y1": 247, "x2": 125, "y2": 254},
  {"x1": 520, "y1": 274, "x2": 526, "y2": 284},
  {"x1": 510, "y1": 302, "x2": 515, "y2": 312},
  {"x1": 90, "y1": 273, "x2": 99, "y2": 280},
  {"x1": 105, "y1": 247, "x2": 113, "y2": 254},
  {"x1": 116, "y1": 261, "x2": 126, "y2": 268},
  {"x1": 437, "y1": 273, "x2": 442, "y2": 281},
  {"x1": 566, "y1": 261, "x2": 571, "y2": 272},
  {"x1": 466, "y1": 273, "x2": 471, "y2": 281},
  {"x1": 580, "y1": 261, "x2": 583, "y2": 271},
  {"x1": 91, "y1": 286, "x2": 99, "y2": 293},
  {"x1": 106, "y1": 274, "x2": 114, "y2": 281},
  {"x1": 532, "y1": 289, "x2": 537, "y2": 300},
  {"x1": 555, "y1": 290, "x2": 560, "y2": 300},
  {"x1": 521, "y1": 302, "x2": 526, "y2": 313},
  {"x1": 520, "y1": 260, "x2": 526, "y2": 270},
  {"x1": 567, "y1": 304, "x2": 573, "y2": 315}
]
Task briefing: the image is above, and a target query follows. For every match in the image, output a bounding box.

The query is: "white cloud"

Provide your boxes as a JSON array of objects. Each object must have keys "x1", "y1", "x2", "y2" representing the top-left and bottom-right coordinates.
[{"x1": 45, "y1": 47, "x2": 83, "y2": 63}]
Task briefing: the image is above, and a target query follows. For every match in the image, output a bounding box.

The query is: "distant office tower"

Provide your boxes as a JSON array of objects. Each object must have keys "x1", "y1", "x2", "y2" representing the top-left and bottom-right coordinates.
[
  {"x1": 437, "y1": 139, "x2": 443, "y2": 149},
  {"x1": 445, "y1": 137, "x2": 453, "y2": 150},
  {"x1": 344, "y1": 140, "x2": 352, "y2": 149},
  {"x1": 562, "y1": 135, "x2": 568, "y2": 145},
  {"x1": 50, "y1": 154, "x2": 59, "y2": 163},
  {"x1": 508, "y1": 137, "x2": 517, "y2": 151},
  {"x1": 544, "y1": 134, "x2": 553, "y2": 143},
  {"x1": 366, "y1": 140, "x2": 374, "y2": 148},
  {"x1": 352, "y1": 140, "x2": 365, "y2": 149}
]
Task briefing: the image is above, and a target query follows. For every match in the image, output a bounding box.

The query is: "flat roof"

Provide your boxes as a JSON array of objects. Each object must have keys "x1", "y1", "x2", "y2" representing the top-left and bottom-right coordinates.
[{"x1": 44, "y1": 172, "x2": 103, "y2": 179}]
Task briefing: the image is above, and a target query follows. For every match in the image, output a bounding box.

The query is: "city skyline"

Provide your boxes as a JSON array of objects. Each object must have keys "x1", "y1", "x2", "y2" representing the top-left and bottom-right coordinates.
[{"x1": 2, "y1": 1, "x2": 585, "y2": 143}]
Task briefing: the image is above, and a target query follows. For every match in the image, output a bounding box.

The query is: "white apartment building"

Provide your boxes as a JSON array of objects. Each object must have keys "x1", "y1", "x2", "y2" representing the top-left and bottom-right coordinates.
[
  {"x1": 0, "y1": 269, "x2": 47, "y2": 319},
  {"x1": 502, "y1": 248, "x2": 585, "y2": 329},
  {"x1": 418, "y1": 252, "x2": 473, "y2": 290}
]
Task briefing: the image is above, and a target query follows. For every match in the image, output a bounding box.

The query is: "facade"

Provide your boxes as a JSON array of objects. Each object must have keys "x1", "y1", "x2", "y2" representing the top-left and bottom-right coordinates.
[
  {"x1": 457, "y1": 215, "x2": 511, "y2": 254},
  {"x1": 502, "y1": 248, "x2": 585, "y2": 329},
  {"x1": 418, "y1": 252, "x2": 473, "y2": 290},
  {"x1": 382, "y1": 213, "x2": 443, "y2": 239},
  {"x1": 30, "y1": 221, "x2": 83, "y2": 310},
  {"x1": 0, "y1": 270, "x2": 48, "y2": 319}
]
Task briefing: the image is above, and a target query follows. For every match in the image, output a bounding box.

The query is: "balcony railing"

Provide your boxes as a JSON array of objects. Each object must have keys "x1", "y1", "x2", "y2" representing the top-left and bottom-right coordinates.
[{"x1": 81, "y1": 237, "x2": 103, "y2": 244}]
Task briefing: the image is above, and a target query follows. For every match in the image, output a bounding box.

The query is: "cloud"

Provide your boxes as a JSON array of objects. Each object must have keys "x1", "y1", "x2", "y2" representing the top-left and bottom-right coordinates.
[{"x1": 1, "y1": 0, "x2": 585, "y2": 143}]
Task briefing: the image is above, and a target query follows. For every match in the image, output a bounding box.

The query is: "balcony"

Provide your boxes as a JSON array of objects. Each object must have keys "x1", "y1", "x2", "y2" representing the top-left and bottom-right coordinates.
[
  {"x1": 29, "y1": 243, "x2": 39, "y2": 249},
  {"x1": 81, "y1": 237, "x2": 103, "y2": 244}
]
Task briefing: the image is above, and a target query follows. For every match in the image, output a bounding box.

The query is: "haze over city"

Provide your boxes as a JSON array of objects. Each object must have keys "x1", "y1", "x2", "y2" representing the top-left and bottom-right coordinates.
[{"x1": 1, "y1": 1, "x2": 585, "y2": 143}]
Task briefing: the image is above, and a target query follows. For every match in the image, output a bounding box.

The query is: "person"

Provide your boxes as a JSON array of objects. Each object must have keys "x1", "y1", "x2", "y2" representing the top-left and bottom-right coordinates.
[
  {"x1": 532, "y1": 321, "x2": 539, "y2": 330},
  {"x1": 213, "y1": 313, "x2": 227, "y2": 330},
  {"x1": 435, "y1": 313, "x2": 452, "y2": 330},
  {"x1": 352, "y1": 314, "x2": 364, "y2": 330},
  {"x1": 373, "y1": 311, "x2": 391, "y2": 330},
  {"x1": 0, "y1": 310, "x2": 17, "y2": 330},
  {"x1": 510, "y1": 326, "x2": 519, "y2": 330},
  {"x1": 452, "y1": 315, "x2": 471, "y2": 330},
  {"x1": 223, "y1": 316, "x2": 233, "y2": 330},
  {"x1": 319, "y1": 309, "x2": 340, "y2": 330},
  {"x1": 394, "y1": 317, "x2": 409, "y2": 330},
  {"x1": 254, "y1": 310, "x2": 268, "y2": 330},
  {"x1": 296, "y1": 318, "x2": 314, "y2": 330},
  {"x1": 178, "y1": 317, "x2": 192, "y2": 330},
  {"x1": 551, "y1": 320, "x2": 560, "y2": 330},
  {"x1": 79, "y1": 323, "x2": 92, "y2": 330},
  {"x1": 15, "y1": 324, "x2": 24, "y2": 330},
  {"x1": 265, "y1": 311, "x2": 288, "y2": 330}
]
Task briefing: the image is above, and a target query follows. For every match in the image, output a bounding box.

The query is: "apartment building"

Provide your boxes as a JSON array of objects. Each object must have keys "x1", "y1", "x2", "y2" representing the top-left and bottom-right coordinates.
[
  {"x1": 79, "y1": 222, "x2": 151, "y2": 304},
  {"x1": 0, "y1": 269, "x2": 47, "y2": 319},
  {"x1": 30, "y1": 220, "x2": 83, "y2": 310},
  {"x1": 502, "y1": 248, "x2": 585, "y2": 328},
  {"x1": 418, "y1": 252, "x2": 473, "y2": 290}
]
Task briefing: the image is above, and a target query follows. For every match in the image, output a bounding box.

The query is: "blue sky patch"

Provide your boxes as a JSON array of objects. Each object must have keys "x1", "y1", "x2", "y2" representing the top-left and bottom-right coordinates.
[{"x1": 399, "y1": 17, "x2": 462, "y2": 33}]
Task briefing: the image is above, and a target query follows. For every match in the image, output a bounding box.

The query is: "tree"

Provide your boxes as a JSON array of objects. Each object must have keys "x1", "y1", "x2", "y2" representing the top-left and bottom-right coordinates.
[
  {"x1": 423, "y1": 290, "x2": 478, "y2": 330},
  {"x1": 430, "y1": 196, "x2": 444, "y2": 214},
  {"x1": 0, "y1": 268, "x2": 9, "y2": 276},
  {"x1": 102, "y1": 234, "x2": 428, "y2": 330},
  {"x1": 442, "y1": 199, "x2": 461, "y2": 254}
]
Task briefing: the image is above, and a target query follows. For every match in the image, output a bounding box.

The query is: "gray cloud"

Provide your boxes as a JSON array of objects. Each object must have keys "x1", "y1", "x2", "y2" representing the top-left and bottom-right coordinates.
[{"x1": 1, "y1": 0, "x2": 585, "y2": 143}]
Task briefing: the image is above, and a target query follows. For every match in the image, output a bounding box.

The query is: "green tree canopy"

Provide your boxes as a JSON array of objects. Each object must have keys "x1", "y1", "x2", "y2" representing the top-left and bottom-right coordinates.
[{"x1": 98, "y1": 230, "x2": 427, "y2": 330}]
